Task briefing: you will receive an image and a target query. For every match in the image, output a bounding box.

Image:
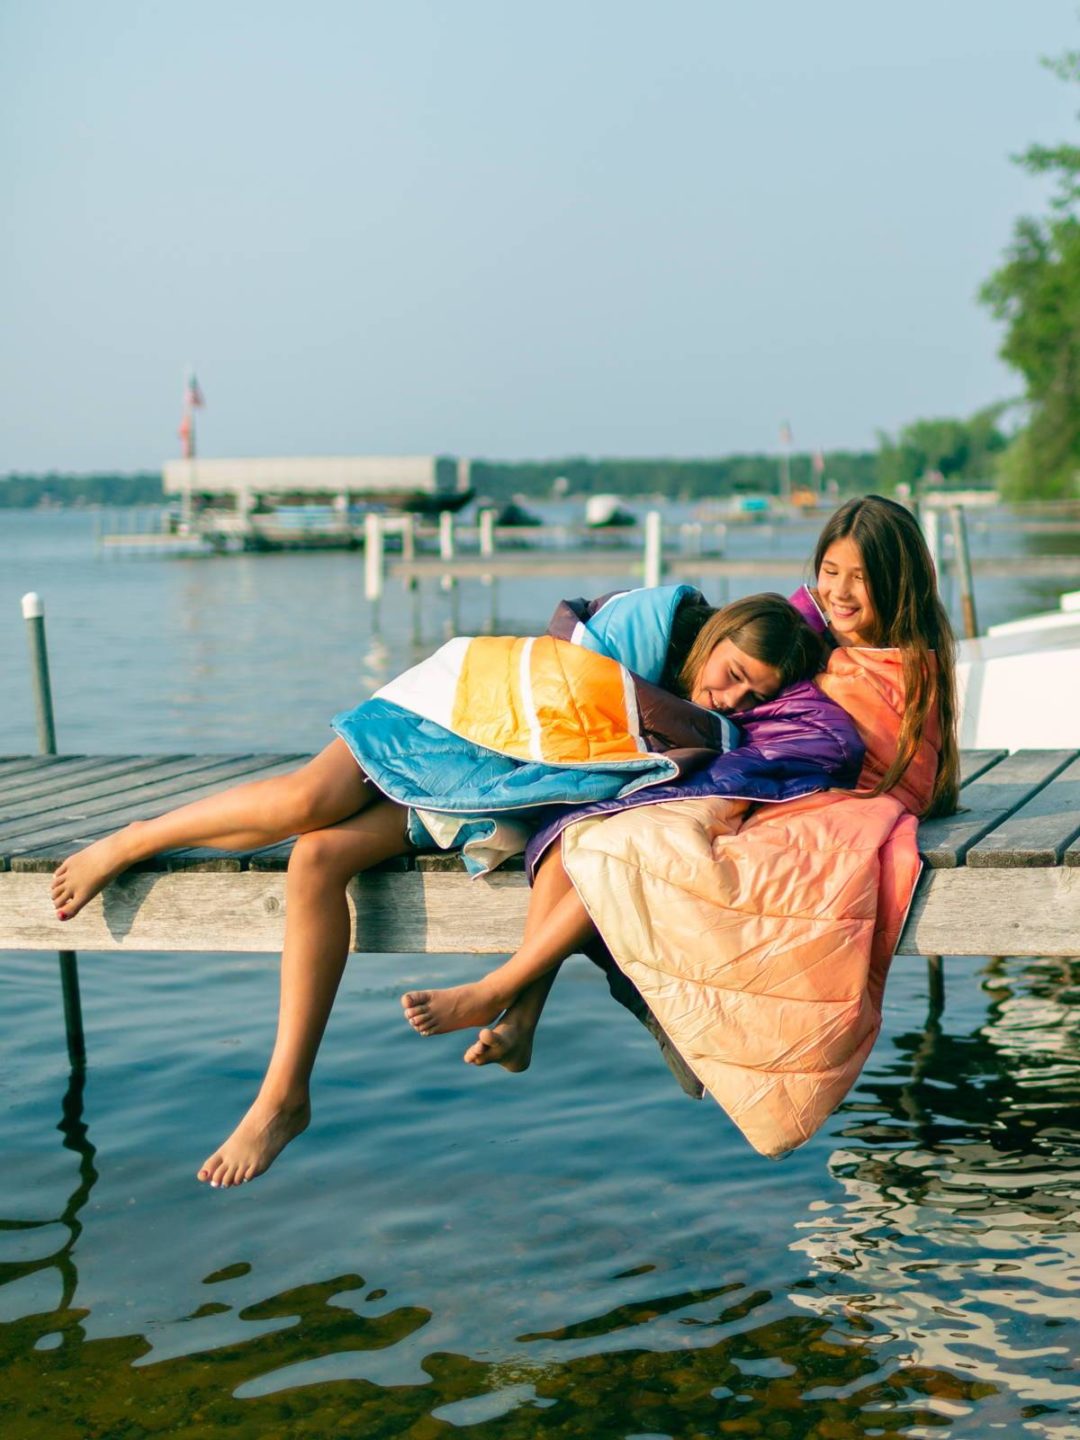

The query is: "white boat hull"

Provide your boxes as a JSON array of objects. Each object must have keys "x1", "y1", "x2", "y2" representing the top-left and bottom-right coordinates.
[{"x1": 957, "y1": 620, "x2": 1080, "y2": 748}]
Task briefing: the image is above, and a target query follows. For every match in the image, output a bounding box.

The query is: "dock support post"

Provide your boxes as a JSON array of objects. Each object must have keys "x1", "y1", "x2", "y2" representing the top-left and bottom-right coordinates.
[
  {"x1": 22, "y1": 594, "x2": 86, "y2": 1068},
  {"x1": 644, "y1": 510, "x2": 664, "y2": 588},
  {"x1": 439, "y1": 510, "x2": 456, "y2": 592},
  {"x1": 59, "y1": 951, "x2": 86, "y2": 1069},
  {"x1": 479, "y1": 507, "x2": 496, "y2": 588},
  {"x1": 681, "y1": 521, "x2": 703, "y2": 558},
  {"x1": 238, "y1": 485, "x2": 256, "y2": 538},
  {"x1": 22, "y1": 592, "x2": 58, "y2": 755},
  {"x1": 680, "y1": 521, "x2": 703, "y2": 586},
  {"x1": 364, "y1": 513, "x2": 385, "y2": 603},
  {"x1": 921, "y1": 506, "x2": 941, "y2": 582},
  {"x1": 402, "y1": 513, "x2": 418, "y2": 593},
  {"x1": 714, "y1": 521, "x2": 729, "y2": 602},
  {"x1": 926, "y1": 954, "x2": 945, "y2": 1018},
  {"x1": 948, "y1": 505, "x2": 978, "y2": 639}
]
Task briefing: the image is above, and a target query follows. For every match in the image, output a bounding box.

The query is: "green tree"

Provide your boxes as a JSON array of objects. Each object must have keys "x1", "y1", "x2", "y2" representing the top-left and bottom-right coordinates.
[
  {"x1": 876, "y1": 405, "x2": 1008, "y2": 493},
  {"x1": 980, "y1": 47, "x2": 1080, "y2": 498}
]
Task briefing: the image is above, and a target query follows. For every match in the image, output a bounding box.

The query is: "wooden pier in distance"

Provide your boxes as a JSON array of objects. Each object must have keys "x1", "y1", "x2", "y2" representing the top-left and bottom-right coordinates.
[{"x1": 1, "y1": 749, "x2": 1078, "y2": 958}]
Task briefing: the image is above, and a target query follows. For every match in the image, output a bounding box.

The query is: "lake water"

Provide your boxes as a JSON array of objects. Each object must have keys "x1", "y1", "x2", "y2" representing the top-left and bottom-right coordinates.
[{"x1": 2, "y1": 508, "x2": 1079, "y2": 1438}]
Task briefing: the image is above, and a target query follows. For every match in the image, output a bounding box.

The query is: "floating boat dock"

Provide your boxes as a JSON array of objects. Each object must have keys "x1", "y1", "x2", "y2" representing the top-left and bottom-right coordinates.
[{"x1": 1, "y1": 748, "x2": 1077, "y2": 958}]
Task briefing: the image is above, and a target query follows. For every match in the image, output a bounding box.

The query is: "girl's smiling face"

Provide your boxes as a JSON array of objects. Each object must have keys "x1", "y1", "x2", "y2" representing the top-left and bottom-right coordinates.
[
  {"x1": 690, "y1": 638, "x2": 782, "y2": 713},
  {"x1": 816, "y1": 537, "x2": 878, "y2": 646}
]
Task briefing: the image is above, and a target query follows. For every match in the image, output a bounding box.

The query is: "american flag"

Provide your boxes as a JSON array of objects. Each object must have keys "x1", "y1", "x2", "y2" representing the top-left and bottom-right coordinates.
[{"x1": 185, "y1": 372, "x2": 205, "y2": 409}]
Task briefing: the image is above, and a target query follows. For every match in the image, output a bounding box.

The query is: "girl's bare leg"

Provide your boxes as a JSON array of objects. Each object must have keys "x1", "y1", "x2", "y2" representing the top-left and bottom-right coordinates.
[
  {"x1": 51, "y1": 738, "x2": 373, "y2": 919},
  {"x1": 198, "y1": 798, "x2": 411, "y2": 1188},
  {"x1": 463, "y1": 848, "x2": 577, "y2": 1071},
  {"x1": 401, "y1": 849, "x2": 595, "y2": 1036},
  {"x1": 462, "y1": 973, "x2": 558, "y2": 1072}
]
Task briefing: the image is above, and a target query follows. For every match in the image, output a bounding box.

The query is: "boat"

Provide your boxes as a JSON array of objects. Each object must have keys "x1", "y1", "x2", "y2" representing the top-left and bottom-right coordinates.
[
  {"x1": 585, "y1": 494, "x2": 638, "y2": 528},
  {"x1": 494, "y1": 497, "x2": 543, "y2": 527},
  {"x1": 956, "y1": 589, "x2": 1080, "y2": 748}
]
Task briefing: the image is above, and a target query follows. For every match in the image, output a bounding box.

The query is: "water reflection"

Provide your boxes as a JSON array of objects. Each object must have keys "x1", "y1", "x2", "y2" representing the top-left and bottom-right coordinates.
[
  {"x1": 0, "y1": 1048, "x2": 1008, "y2": 1437},
  {"x1": 5, "y1": 950, "x2": 1080, "y2": 1435},
  {"x1": 793, "y1": 957, "x2": 1080, "y2": 1424},
  {"x1": 0, "y1": 1064, "x2": 97, "y2": 1334},
  {"x1": 2, "y1": 1253, "x2": 999, "y2": 1438}
]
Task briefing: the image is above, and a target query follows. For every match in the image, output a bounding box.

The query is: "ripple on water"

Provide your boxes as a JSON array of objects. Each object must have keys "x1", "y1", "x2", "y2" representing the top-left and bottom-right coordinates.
[{"x1": 3, "y1": 950, "x2": 1080, "y2": 1436}]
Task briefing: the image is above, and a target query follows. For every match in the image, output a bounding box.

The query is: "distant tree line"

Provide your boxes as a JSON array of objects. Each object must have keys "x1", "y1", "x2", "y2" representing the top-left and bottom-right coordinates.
[
  {"x1": 0, "y1": 440, "x2": 1002, "y2": 510},
  {"x1": 876, "y1": 406, "x2": 1009, "y2": 494},
  {"x1": 2, "y1": 455, "x2": 888, "y2": 509},
  {"x1": 0, "y1": 472, "x2": 163, "y2": 508},
  {"x1": 470, "y1": 451, "x2": 878, "y2": 501}
]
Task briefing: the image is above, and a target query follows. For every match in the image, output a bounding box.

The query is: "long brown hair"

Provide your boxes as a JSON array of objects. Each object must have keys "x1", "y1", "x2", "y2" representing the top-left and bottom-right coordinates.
[
  {"x1": 813, "y1": 495, "x2": 959, "y2": 817},
  {"x1": 664, "y1": 593, "x2": 826, "y2": 699}
]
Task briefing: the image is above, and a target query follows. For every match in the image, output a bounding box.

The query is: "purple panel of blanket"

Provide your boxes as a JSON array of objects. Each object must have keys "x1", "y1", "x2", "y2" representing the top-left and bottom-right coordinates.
[{"x1": 524, "y1": 677, "x2": 864, "y2": 880}]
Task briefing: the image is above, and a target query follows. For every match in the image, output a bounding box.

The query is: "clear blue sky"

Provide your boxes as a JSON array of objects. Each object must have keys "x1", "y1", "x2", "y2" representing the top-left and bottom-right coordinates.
[{"x1": 2, "y1": 1, "x2": 1077, "y2": 471}]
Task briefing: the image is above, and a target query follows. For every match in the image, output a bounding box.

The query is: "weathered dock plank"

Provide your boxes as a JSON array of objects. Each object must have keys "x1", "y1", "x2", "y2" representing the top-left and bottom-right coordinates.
[
  {"x1": 0, "y1": 755, "x2": 207, "y2": 824},
  {"x1": 967, "y1": 753, "x2": 1080, "y2": 867},
  {"x1": 389, "y1": 553, "x2": 1080, "y2": 583},
  {"x1": 958, "y1": 750, "x2": 1008, "y2": 786},
  {"x1": 4, "y1": 755, "x2": 306, "y2": 864},
  {"x1": 0, "y1": 756, "x2": 84, "y2": 782},
  {"x1": 917, "y1": 749, "x2": 1078, "y2": 868},
  {"x1": 2, "y1": 865, "x2": 1077, "y2": 957},
  {"x1": 0, "y1": 755, "x2": 140, "y2": 802},
  {"x1": 391, "y1": 554, "x2": 811, "y2": 583},
  {"x1": 3, "y1": 752, "x2": 1079, "y2": 957}
]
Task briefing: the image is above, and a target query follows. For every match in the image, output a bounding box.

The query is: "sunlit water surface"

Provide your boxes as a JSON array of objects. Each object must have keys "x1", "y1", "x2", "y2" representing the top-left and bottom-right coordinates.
[{"x1": 2, "y1": 509, "x2": 1079, "y2": 1438}]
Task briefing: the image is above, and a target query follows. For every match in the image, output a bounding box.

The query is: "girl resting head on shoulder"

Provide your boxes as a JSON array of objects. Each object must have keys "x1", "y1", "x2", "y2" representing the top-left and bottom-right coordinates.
[
  {"x1": 809, "y1": 493, "x2": 959, "y2": 819},
  {"x1": 661, "y1": 592, "x2": 827, "y2": 713}
]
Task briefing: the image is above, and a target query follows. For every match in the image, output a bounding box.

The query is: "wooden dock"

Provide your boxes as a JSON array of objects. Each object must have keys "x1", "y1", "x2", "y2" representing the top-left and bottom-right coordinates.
[
  {"x1": 1, "y1": 749, "x2": 1078, "y2": 957},
  {"x1": 389, "y1": 551, "x2": 1080, "y2": 584}
]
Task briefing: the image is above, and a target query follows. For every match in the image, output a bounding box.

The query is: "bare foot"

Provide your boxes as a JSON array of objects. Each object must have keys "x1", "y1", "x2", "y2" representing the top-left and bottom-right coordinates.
[
  {"x1": 401, "y1": 981, "x2": 506, "y2": 1036},
  {"x1": 197, "y1": 1094, "x2": 311, "y2": 1188},
  {"x1": 464, "y1": 1018, "x2": 534, "y2": 1072},
  {"x1": 50, "y1": 825, "x2": 142, "y2": 920}
]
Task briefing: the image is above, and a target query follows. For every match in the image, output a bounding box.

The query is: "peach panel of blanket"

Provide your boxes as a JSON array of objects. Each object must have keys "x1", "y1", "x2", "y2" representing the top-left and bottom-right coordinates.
[{"x1": 561, "y1": 646, "x2": 938, "y2": 1158}]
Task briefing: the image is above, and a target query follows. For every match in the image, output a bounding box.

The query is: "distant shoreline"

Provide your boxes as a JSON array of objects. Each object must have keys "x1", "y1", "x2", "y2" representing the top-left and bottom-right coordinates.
[{"x1": 1, "y1": 453, "x2": 882, "y2": 508}]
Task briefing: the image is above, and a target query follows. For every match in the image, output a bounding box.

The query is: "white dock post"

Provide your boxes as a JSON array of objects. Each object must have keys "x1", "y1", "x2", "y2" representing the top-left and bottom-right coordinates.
[
  {"x1": 21, "y1": 592, "x2": 57, "y2": 755},
  {"x1": 364, "y1": 513, "x2": 385, "y2": 602},
  {"x1": 949, "y1": 505, "x2": 978, "y2": 639},
  {"x1": 401, "y1": 512, "x2": 418, "y2": 593},
  {"x1": 439, "y1": 509, "x2": 456, "y2": 592},
  {"x1": 714, "y1": 520, "x2": 729, "y2": 602},
  {"x1": 238, "y1": 484, "x2": 256, "y2": 539},
  {"x1": 681, "y1": 521, "x2": 703, "y2": 558},
  {"x1": 479, "y1": 507, "x2": 495, "y2": 559},
  {"x1": 479, "y1": 507, "x2": 496, "y2": 589},
  {"x1": 922, "y1": 506, "x2": 941, "y2": 581},
  {"x1": 21, "y1": 592, "x2": 85, "y2": 1066},
  {"x1": 643, "y1": 510, "x2": 664, "y2": 588}
]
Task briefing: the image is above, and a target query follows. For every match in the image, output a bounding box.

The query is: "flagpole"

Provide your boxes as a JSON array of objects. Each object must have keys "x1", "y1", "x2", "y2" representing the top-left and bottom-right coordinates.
[
  {"x1": 813, "y1": 448, "x2": 825, "y2": 500},
  {"x1": 179, "y1": 369, "x2": 205, "y2": 536},
  {"x1": 779, "y1": 421, "x2": 793, "y2": 504}
]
